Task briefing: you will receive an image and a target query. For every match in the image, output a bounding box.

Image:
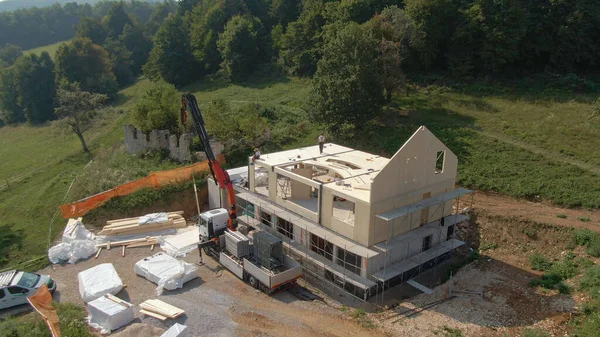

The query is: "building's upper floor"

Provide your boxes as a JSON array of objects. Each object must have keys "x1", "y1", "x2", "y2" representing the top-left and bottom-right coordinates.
[{"x1": 248, "y1": 126, "x2": 460, "y2": 247}]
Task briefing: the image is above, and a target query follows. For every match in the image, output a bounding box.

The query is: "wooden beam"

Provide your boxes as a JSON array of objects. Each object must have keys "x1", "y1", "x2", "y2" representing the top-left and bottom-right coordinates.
[
  {"x1": 94, "y1": 248, "x2": 102, "y2": 259},
  {"x1": 140, "y1": 309, "x2": 167, "y2": 320}
]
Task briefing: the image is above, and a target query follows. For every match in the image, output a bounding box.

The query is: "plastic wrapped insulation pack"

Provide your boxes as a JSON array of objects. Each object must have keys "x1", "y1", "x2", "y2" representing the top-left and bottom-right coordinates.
[
  {"x1": 78, "y1": 263, "x2": 124, "y2": 302},
  {"x1": 134, "y1": 253, "x2": 198, "y2": 296}
]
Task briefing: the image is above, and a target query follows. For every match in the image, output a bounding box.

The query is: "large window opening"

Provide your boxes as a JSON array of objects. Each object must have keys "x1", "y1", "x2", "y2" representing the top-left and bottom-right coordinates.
[
  {"x1": 260, "y1": 210, "x2": 272, "y2": 228},
  {"x1": 435, "y1": 151, "x2": 445, "y2": 174},
  {"x1": 422, "y1": 235, "x2": 432, "y2": 252},
  {"x1": 310, "y1": 234, "x2": 333, "y2": 261},
  {"x1": 336, "y1": 247, "x2": 361, "y2": 275},
  {"x1": 277, "y1": 218, "x2": 294, "y2": 240},
  {"x1": 332, "y1": 194, "x2": 355, "y2": 226},
  {"x1": 254, "y1": 167, "x2": 269, "y2": 197},
  {"x1": 447, "y1": 225, "x2": 454, "y2": 241}
]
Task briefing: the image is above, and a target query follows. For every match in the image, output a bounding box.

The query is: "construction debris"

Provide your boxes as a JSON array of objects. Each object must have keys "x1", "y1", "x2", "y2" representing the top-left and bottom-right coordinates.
[
  {"x1": 78, "y1": 263, "x2": 124, "y2": 302},
  {"x1": 134, "y1": 253, "x2": 198, "y2": 295},
  {"x1": 98, "y1": 212, "x2": 187, "y2": 236},
  {"x1": 139, "y1": 299, "x2": 185, "y2": 320},
  {"x1": 87, "y1": 294, "x2": 135, "y2": 333}
]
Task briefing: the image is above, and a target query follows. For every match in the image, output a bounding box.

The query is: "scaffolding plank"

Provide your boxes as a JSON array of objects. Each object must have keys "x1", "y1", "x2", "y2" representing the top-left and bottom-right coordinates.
[
  {"x1": 406, "y1": 279, "x2": 434, "y2": 294},
  {"x1": 376, "y1": 188, "x2": 473, "y2": 222}
]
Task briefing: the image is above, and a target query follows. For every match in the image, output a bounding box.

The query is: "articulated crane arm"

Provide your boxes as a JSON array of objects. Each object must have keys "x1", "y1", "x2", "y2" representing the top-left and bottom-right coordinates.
[{"x1": 181, "y1": 92, "x2": 238, "y2": 232}]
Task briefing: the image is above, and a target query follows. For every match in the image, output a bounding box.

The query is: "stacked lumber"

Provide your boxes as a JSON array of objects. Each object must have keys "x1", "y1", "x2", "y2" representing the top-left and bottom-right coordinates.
[
  {"x1": 98, "y1": 211, "x2": 187, "y2": 236},
  {"x1": 139, "y1": 299, "x2": 185, "y2": 320}
]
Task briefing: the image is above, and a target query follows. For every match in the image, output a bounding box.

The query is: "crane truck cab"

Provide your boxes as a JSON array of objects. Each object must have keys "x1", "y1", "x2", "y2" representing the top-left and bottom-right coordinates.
[{"x1": 197, "y1": 208, "x2": 229, "y2": 240}]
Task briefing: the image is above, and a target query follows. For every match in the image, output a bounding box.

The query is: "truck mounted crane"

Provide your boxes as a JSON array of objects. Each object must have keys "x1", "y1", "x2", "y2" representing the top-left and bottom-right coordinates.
[{"x1": 181, "y1": 93, "x2": 302, "y2": 293}]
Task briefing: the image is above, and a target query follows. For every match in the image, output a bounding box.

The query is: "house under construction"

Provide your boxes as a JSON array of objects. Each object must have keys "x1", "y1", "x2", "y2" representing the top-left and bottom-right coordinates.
[{"x1": 207, "y1": 126, "x2": 473, "y2": 301}]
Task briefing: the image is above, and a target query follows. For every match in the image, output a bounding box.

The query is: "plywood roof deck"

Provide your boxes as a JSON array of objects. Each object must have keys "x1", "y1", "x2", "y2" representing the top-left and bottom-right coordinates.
[{"x1": 255, "y1": 143, "x2": 390, "y2": 202}]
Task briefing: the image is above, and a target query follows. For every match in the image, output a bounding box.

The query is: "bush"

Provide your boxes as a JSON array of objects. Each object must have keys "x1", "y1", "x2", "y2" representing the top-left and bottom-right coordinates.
[
  {"x1": 576, "y1": 311, "x2": 600, "y2": 337},
  {"x1": 556, "y1": 213, "x2": 568, "y2": 219},
  {"x1": 586, "y1": 236, "x2": 600, "y2": 257},
  {"x1": 480, "y1": 242, "x2": 498, "y2": 251},
  {"x1": 548, "y1": 260, "x2": 579, "y2": 280},
  {"x1": 529, "y1": 253, "x2": 552, "y2": 271},
  {"x1": 572, "y1": 229, "x2": 596, "y2": 246},
  {"x1": 580, "y1": 265, "x2": 600, "y2": 292}
]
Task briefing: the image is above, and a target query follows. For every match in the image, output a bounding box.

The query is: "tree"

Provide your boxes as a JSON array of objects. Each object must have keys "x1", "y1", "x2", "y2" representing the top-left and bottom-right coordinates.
[
  {"x1": 310, "y1": 23, "x2": 384, "y2": 134},
  {"x1": 120, "y1": 22, "x2": 153, "y2": 74},
  {"x1": 55, "y1": 38, "x2": 118, "y2": 98},
  {"x1": 103, "y1": 2, "x2": 133, "y2": 39},
  {"x1": 190, "y1": 0, "x2": 248, "y2": 72},
  {"x1": 277, "y1": 0, "x2": 327, "y2": 76},
  {"x1": 146, "y1": 1, "x2": 178, "y2": 35},
  {"x1": 76, "y1": 17, "x2": 108, "y2": 45},
  {"x1": 269, "y1": 0, "x2": 301, "y2": 26},
  {"x1": 133, "y1": 80, "x2": 181, "y2": 134},
  {"x1": 143, "y1": 13, "x2": 198, "y2": 87},
  {"x1": 54, "y1": 83, "x2": 108, "y2": 155},
  {"x1": 0, "y1": 44, "x2": 23, "y2": 68},
  {"x1": 202, "y1": 100, "x2": 269, "y2": 148},
  {"x1": 217, "y1": 15, "x2": 263, "y2": 81},
  {"x1": 12, "y1": 52, "x2": 56, "y2": 124},
  {"x1": 404, "y1": 0, "x2": 460, "y2": 70},
  {"x1": 103, "y1": 38, "x2": 134, "y2": 86},
  {"x1": 0, "y1": 67, "x2": 24, "y2": 124},
  {"x1": 367, "y1": 6, "x2": 419, "y2": 101}
]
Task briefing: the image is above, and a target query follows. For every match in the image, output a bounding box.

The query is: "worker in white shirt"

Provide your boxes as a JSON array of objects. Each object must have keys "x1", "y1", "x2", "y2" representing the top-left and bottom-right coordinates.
[
  {"x1": 318, "y1": 134, "x2": 325, "y2": 154},
  {"x1": 251, "y1": 148, "x2": 261, "y2": 165}
]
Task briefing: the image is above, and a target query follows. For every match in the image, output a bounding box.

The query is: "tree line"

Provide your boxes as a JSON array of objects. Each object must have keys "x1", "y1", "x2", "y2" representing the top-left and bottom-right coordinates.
[
  {"x1": 0, "y1": 0, "x2": 161, "y2": 50},
  {"x1": 139, "y1": 0, "x2": 600, "y2": 134},
  {"x1": 2, "y1": 0, "x2": 599, "y2": 133},
  {"x1": 0, "y1": 1, "x2": 176, "y2": 126}
]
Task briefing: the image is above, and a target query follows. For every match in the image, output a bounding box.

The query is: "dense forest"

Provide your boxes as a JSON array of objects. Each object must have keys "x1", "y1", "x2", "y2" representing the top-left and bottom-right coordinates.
[
  {"x1": 1, "y1": 0, "x2": 599, "y2": 129},
  {"x1": 0, "y1": 0, "x2": 160, "y2": 49}
]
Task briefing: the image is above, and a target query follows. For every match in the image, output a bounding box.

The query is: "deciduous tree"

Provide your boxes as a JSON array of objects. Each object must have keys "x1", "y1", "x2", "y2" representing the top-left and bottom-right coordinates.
[
  {"x1": 133, "y1": 80, "x2": 181, "y2": 134},
  {"x1": 217, "y1": 15, "x2": 263, "y2": 81},
  {"x1": 12, "y1": 52, "x2": 56, "y2": 124},
  {"x1": 143, "y1": 13, "x2": 198, "y2": 87},
  {"x1": 54, "y1": 83, "x2": 108, "y2": 155},
  {"x1": 55, "y1": 38, "x2": 118, "y2": 98},
  {"x1": 310, "y1": 23, "x2": 384, "y2": 134}
]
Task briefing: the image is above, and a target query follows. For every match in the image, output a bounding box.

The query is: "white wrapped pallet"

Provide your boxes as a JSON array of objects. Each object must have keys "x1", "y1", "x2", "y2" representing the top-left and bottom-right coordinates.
[
  {"x1": 159, "y1": 227, "x2": 200, "y2": 257},
  {"x1": 78, "y1": 263, "x2": 124, "y2": 302},
  {"x1": 63, "y1": 218, "x2": 96, "y2": 242},
  {"x1": 134, "y1": 253, "x2": 198, "y2": 295},
  {"x1": 160, "y1": 323, "x2": 187, "y2": 337},
  {"x1": 87, "y1": 295, "x2": 134, "y2": 334}
]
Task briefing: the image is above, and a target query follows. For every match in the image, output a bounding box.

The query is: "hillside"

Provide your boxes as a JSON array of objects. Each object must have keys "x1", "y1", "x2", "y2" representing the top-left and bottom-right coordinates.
[{"x1": 1, "y1": 73, "x2": 599, "y2": 272}]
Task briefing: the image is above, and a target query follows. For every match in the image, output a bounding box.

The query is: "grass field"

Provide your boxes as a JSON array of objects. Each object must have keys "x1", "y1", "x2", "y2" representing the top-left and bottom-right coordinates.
[
  {"x1": 1, "y1": 70, "x2": 599, "y2": 270},
  {"x1": 24, "y1": 39, "x2": 70, "y2": 59}
]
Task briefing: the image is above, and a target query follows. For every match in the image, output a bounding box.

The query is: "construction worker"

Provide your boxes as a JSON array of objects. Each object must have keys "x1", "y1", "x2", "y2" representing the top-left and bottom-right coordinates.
[
  {"x1": 251, "y1": 147, "x2": 261, "y2": 165},
  {"x1": 318, "y1": 134, "x2": 325, "y2": 154}
]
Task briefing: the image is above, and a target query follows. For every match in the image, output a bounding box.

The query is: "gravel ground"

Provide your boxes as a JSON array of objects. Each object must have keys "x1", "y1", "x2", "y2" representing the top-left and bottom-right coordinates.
[{"x1": 39, "y1": 244, "x2": 383, "y2": 337}]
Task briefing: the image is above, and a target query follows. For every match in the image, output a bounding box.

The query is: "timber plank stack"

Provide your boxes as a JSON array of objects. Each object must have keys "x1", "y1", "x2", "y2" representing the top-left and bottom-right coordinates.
[
  {"x1": 98, "y1": 211, "x2": 187, "y2": 236},
  {"x1": 139, "y1": 299, "x2": 185, "y2": 320}
]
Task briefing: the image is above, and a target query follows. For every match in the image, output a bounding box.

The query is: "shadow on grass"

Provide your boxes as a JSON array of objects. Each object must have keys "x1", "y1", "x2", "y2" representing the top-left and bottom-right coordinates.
[
  {"x1": 339, "y1": 100, "x2": 477, "y2": 163},
  {"x1": 184, "y1": 74, "x2": 293, "y2": 94},
  {"x1": 0, "y1": 224, "x2": 25, "y2": 268}
]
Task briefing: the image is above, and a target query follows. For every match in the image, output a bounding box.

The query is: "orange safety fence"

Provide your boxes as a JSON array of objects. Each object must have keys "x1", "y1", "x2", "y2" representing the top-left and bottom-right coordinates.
[
  {"x1": 60, "y1": 154, "x2": 226, "y2": 218},
  {"x1": 28, "y1": 284, "x2": 61, "y2": 337}
]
